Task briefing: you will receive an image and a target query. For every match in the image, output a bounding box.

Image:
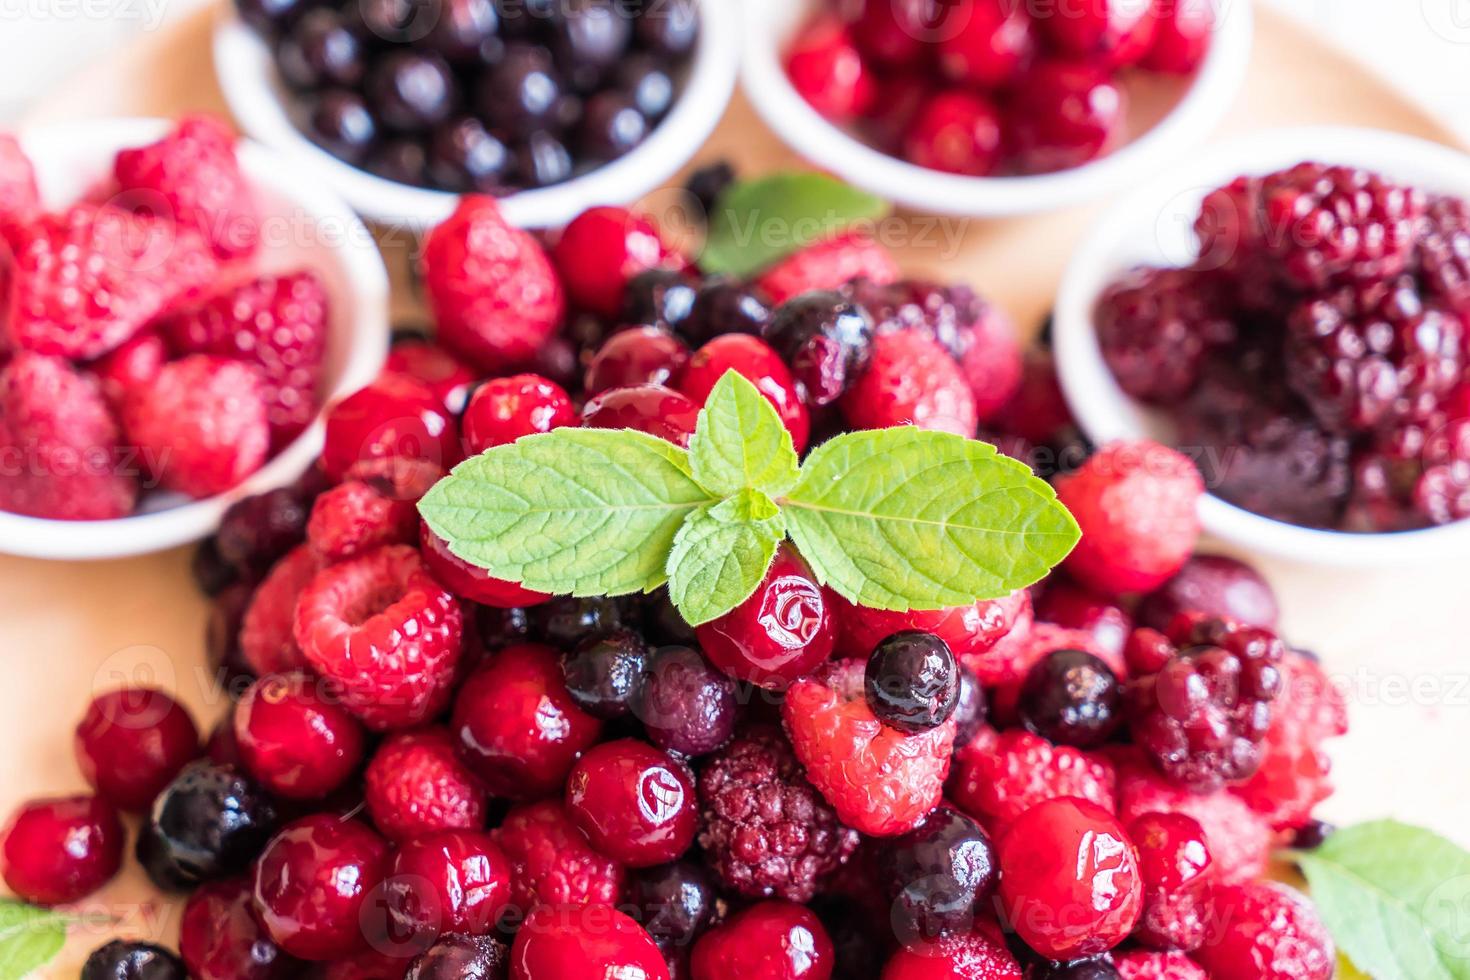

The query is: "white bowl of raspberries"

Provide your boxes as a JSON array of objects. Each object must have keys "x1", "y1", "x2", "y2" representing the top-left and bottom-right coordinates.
[
  {"x1": 1054, "y1": 125, "x2": 1470, "y2": 566},
  {"x1": 0, "y1": 117, "x2": 390, "y2": 561},
  {"x1": 741, "y1": 0, "x2": 1253, "y2": 217}
]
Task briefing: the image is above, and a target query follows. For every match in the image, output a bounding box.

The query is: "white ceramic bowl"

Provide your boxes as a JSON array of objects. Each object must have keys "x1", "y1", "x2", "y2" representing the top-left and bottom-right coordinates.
[
  {"x1": 0, "y1": 118, "x2": 390, "y2": 562},
  {"x1": 740, "y1": 0, "x2": 1252, "y2": 218},
  {"x1": 1054, "y1": 125, "x2": 1470, "y2": 567},
  {"x1": 213, "y1": 0, "x2": 740, "y2": 230}
]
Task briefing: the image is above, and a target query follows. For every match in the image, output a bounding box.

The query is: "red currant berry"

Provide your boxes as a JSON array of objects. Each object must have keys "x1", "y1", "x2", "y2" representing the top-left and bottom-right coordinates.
[
  {"x1": 181, "y1": 877, "x2": 301, "y2": 980},
  {"x1": 695, "y1": 546, "x2": 836, "y2": 690},
  {"x1": 582, "y1": 384, "x2": 700, "y2": 447},
  {"x1": 565, "y1": 739, "x2": 697, "y2": 868},
  {"x1": 552, "y1": 206, "x2": 681, "y2": 319},
  {"x1": 690, "y1": 901, "x2": 833, "y2": 980},
  {"x1": 322, "y1": 372, "x2": 460, "y2": 480},
  {"x1": 511, "y1": 903, "x2": 669, "y2": 980},
  {"x1": 420, "y1": 520, "x2": 552, "y2": 607},
  {"x1": 1036, "y1": 0, "x2": 1159, "y2": 68},
  {"x1": 997, "y1": 797, "x2": 1143, "y2": 960},
  {"x1": 903, "y1": 90, "x2": 1003, "y2": 177},
  {"x1": 938, "y1": 0, "x2": 1038, "y2": 87},
  {"x1": 586, "y1": 326, "x2": 691, "y2": 395},
  {"x1": 1005, "y1": 61, "x2": 1126, "y2": 175},
  {"x1": 386, "y1": 337, "x2": 478, "y2": 414},
  {"x1": 74, "y1": 686, "x2": 200, "y2": 812},
  {"x1": 461, "y1": 373, "x2": 575, "y2": 455},
  {"x1": 234, "y1": 672, "x2": 365, "y2": 799},
  {"x1": 785, "y1": 17, "x2": 875, "y2": 121},
  {"x1": 0, "y1": 795, "x2": 124, "y2": 905},
  {"x1": 677, "y1": 334, "x2": 811, "y2": 452},
  {"x1": 1142, "y1": 0, "x2": 1215, "y2": 72},
  {"x1": 382, "y1": 831, "x2": 512, "y2": 943},
  {"x1": 851, "y1": 0, "x2": 944, "y2": 67}
]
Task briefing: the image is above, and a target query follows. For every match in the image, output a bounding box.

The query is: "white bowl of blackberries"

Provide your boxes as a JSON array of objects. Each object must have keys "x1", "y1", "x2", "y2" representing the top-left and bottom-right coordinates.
[{"x1": 214, "y1": 0, "x2": 740, "y2": 228}]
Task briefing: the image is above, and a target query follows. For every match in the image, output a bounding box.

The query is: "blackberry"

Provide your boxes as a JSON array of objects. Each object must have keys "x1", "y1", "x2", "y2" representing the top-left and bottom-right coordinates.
[
  {"x1": 1017, "y1": 649, "x2": 1122, "y2": 749},
  {"x1": 138, "y1": 761, "x2": 278, "y2": 890},
  {"x1": 1094, "y1": 265, "x2": 1234, "y2": 405},
  {"x1": 762, "y1": 291, "x2": 874, "y2": 407},
  {"x1": 562, "y1": 628, "x2": 649, "y2": 719},
  {"x1": 405, "y1": 934, "x2": 509, "y2": 980},
  {"x1": 81, "y1": 941, "x2": 185, "y2": 980},
  {"x1": 1420, "y1": 193, "x2": 1470, "y2": 310},
  {"x1": 876, "y1": 805, "x2": 997, "y2": 946},
  {"x1": 696, "y1": 727, "x2": 857, "y2": 902},
  {"x1": 864, "y1": 631, "x2": 960, "y2": 734},
  {"x1": 1128, "y1": 617, "x2": 1285, "y2": 792}
]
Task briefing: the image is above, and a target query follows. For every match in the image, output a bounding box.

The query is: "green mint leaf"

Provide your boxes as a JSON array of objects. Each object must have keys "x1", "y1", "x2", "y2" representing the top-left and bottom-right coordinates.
[
  {"x1": 0, "y1": 900, "x2": 68, "y2": 979},
  {"x1": 782, "y1": 428, "x2": 1080, "y2": 610},
  {"x1": 666, "y1": 492, "x2": 786, "y2": 627},
  {"x1": 1294, "y1": 820, "x2": 1470, "y2": 980},
  {"x1": 419, "y1": 428, "x2": 716, "y2": 597},
  {"x1": 701, "y1": 172, "x2": 890, "y2": 279},
  {"x1": 689, "y1": 370, "x2": 800, "y2": 498}
]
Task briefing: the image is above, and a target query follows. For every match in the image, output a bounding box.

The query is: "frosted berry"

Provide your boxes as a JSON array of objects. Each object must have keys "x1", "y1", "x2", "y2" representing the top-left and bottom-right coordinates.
[
  {"x1": 636, "y1": 644, "x2": 740, "y2": 757},
  {"x1": 75, "y1": 687, "x2": 200, "y2": 812},
  {"x1": 879, "y1": 930, "x2": 1021, "y2": 980},
  {"x1": 565, "y1": 738, "x2": 698, "y2": 867},
  {"x1": 757, "y1": 233, "x2": 899, "y2": 308},
  {"x1": 948, "y1": 728, "x2": 1117, "y2": 835},
  {"x1": 677, "y1": 333, "x2": 811, "y2": 452},
  {"x1": 239, "y1": 544, "x2": 320, "y2": 676},
  {"x1": 691, "y1": 901, "x2": 834, "y2": 980},
  {"x1": 1193, "y1": 882, "x2": 1333, "y2": 980},
  {"x1": 841, "y1": 329, "x2": 979, "y2": 436},
  {"x1": 234, "y1": 672, "x2": 365, "y2": 799},
  {"x1": 1, "y1": 795, "x2": 124, "y2": 905}
]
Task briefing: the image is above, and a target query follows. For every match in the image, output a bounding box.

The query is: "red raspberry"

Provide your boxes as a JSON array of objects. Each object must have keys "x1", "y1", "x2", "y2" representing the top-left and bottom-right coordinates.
[
  {"x1": 949, "y1": 728, "x2": 1117, "y2": 836},
  {"x1": 0, "y1": 134, "x2": 38, "y2": 221},
  {"x1": 381, "y1": 830, "x2": 512, "y2": 943},
  {"x1": 180, "y1": 876, "x2": 300, "y2": 980},
  {"x1": 783, "y1": 659, "x2": 956, "y2": 836},
  {"x1": 511, "y1": 903, "x2": 668, "y2": 980},
  {"x1": 1232, "y1": 653, "x2": 1345, "y2": 829},
  {"x1": 322, "y1": 372, "x2": 461, "y2": 481},
  {"x1": 91, "y1": 329, "x2": 168, "y2": 407},
  {"x1": 420, "y1": 195, "x2": 565, "y2": 371},
  {"x1": 756, "y1": 232, "x2": 900, "y2": 307},
  {"x1": 831, "y1": 588, "x2": 1028, "y2": 664},
  {"x1": 937, "y1": 0, "x2": 1038, "y2": 88},
  {"x1": 582, "y1": 383, "x2": 701, "y2": 447},
  {"x1": 1055, "y1": 440, "x2": 1203, "y2": 598},
  {"x1": 677, "y1": 333, "x2": 811, "y2": 453},
  {"x1": 1141, "y1": 0, "x2": 1216, "y2": 74},
  {"x1": 0, "y1": 352, "x2": 138, "y2": 520},
  {"x1": 997, "y1": 797, "x2": 1143, "y2": 960},
  {"x1": 1096, "y1": 266, "x2": 1235, "y2": 406},
  {"x1": 841, "y1": 329, "x2": 979, "y2": 436},
  {"x1": 1005, "y1": 61, "x2": 1126, "y2": 174},
  {"x1": 1130, "y1": 811, "x2": 1214, "y2": 951},
  {"x1": 386, "y1": 336, "x2": 477, "y2": 415},
  {"x1": 461, "y1": 373, "x2": 575, "y2": 454},
  {"x1": 785, "y1": 17, "x2": 876, "y2": 121},
  {"x1": 552, "y1": 206, "x2": 681, "y2": 319},
  {"x1": 691, "y1": 901, "x2": 835, "y2": 980},
  {"x1": 307, "y1": 476, "x2": 426, "y2": 563},
  {"x1": 1194, "y1": 882, "x2": 1334, "y2": 980},
  {"x1": 494, "y1": 799, "x2": 626, "y2": 913},
  {"x1": 584, "y1": 326, "x2": 690, "y2": 394},
  {"x1": 419, "y1": 521, "x2": 552, "y2": 608},
  {"x1": 113, "y1": 114, "x2": 260, "y2": 260},
  {"x1": 235, "y1": 672, "x2": 366, "y2": 800},
  {"x1": 0, "y1": 794, "x2": 124, "y2": 905},
  {"x1": 902, "y1": 91, "x2": 1003, "y2": 178},
  {"x1": 880, "y1": 929, "x2": 1021, "y2": 980},
  {"x1": 1113, "y1": 951, "x2": 1209, "y2": 980},
  {"x1": 240, "y1": 543, "x2": 321, "y2": 675},
  {"x1": 364, "y1": 727, "x2": 487, "y2": 842},
  {"x1": 1036, "y1": 0, "x2": 1158, "y2": 67},
  {"x1": 161, "y1": 271, "x2": 329, "y2": 449},
  {"x1": 294, "y1": 544, "x2": 465, "y2": 731},
  {"x1": 122, "y1": 354, "x2": 271, "y2": 499},
  {"x1": 74, "y1": 686, "x2": 200, "y2": 812},
  {"x1": 696, "y1": 726, "x2": 858, "y2": 903}
]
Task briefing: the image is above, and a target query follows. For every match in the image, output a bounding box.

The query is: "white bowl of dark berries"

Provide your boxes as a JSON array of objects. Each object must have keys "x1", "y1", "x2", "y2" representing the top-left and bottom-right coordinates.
[
  {"x1": 741, "y1": 0, "x2": 1252, "y2": 217},
  {"x1": 0, "y1": 116, "x2": 390, "y2": 561},
  {"x1": 1054, "y1": 125, "x2": 1470, "y2": 565},
  {"x1": 213, "y1": 0, "x2": 740, "y2": 229}
]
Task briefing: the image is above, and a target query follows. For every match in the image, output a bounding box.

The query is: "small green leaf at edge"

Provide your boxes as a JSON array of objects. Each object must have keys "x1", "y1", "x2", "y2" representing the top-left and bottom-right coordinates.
[
  {"x1": 689, "y1": 370, "x2": 801, "y2": 498},
  {"x1": 1294, "y1": 820, "x2": 1470, "y2": 980},
  {"x1": 782, "y1": 427, "x2": 1080, "y2": 611},
  {"x1": 0, "y1": 900, "x2": 69, "y2": 980},
  {"x1": 700, "y1": 172, "x2": 891, "y2": 279},
  {"x1": 666, "y1": 496, "x2": 785, "y2": 627}
]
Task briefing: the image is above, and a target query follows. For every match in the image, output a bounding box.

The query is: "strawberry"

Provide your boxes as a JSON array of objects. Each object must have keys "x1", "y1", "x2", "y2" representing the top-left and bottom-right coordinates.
[
  {"x1": 756, "y1": 232, "x2": 899, "y2": 307},
  {"x1": 949, "y1": 728, "x2": 1117, "y2": 836}
]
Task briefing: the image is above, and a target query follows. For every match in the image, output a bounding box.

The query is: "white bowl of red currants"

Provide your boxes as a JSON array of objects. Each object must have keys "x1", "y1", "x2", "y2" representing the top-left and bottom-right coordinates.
[
  {"x1": 740, "y1": 0, "x2": 1252, "y2": 217},
  {"x1": 213, "y1": 0, "x2": 741, "y2": 230}
]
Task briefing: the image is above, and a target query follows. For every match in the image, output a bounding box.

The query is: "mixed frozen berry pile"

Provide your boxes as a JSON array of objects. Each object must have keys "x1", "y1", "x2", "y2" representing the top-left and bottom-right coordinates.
[
  {"x1": 0, "y1": 115, "x2": 330, "y2": 520},
  {"x1": 785, "y1": 0, "x2": 1214, "y2": 177},
  {"x1": 1096, "y1": 161, "x2": 1470, "y2": 531},
  {"x1": 236, "y1": 0, "x2": 697, "y2": 193},
  {"x1": 2, "y1": 175, "x2": 1347, "y2": 980}
]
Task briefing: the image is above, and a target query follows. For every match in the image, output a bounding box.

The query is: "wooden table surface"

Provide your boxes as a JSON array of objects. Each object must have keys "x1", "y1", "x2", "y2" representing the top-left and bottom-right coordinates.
[{"x1": 4, "y1": 4, "x2": 1469, "y2": 973}]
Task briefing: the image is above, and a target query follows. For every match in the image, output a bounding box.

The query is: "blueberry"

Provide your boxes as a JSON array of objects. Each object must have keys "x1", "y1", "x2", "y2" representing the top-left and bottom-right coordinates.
[
  {"x1": 1017, "y1": 649, "x2": 1121, "y2": 749},
  {"x1": 428, "y1": 116, "x2": 511, "y2": 192},
  {"x1": 635, "y1": 0, "x2": 697, "y2": 57},
  {"x1": 683, "y1": 160, "x2": 735, "y2": 218},
  {"x1": 628, "y1": 860, "x2": 717, "y2": 950},
  {"x1": 680, "y1": 279, "x2": 772, "y2": 347},
  {"x1": 551, "y1": 0, "x2": 632, "y2": 91},
  {"x1": 366, "y1": 51, "x2": 457, "y2": 132},
  {"x1": 477, "y1": 43, "x2": 562, "y2": 138},
  {"x1": 578, "y1": 91, "x2": 648, "y2": 161},
  {"x1": 1291, "y1": 819, "x2": 1336, "y2": 851},
  {"x1": 405, "y1": 933, "x2": 510, "y2": 980},
  {"x1": 623, "y1": 270, "x2": 699, "y2": 333},
  {"x1": 532, "y1": 595, "x2": 628, "y2": 648},
  {"x1": 215, "y1": 488, "x2": 310, "y2": 579},
  {"x1": 563, "y1": 628, "x2": 650, "y2": 719},
  {"x1": 423, "y1": 0, "x2": 500, "y2": 63},
  {"x1": 865, "y1": 631, "x2": 960, "y2": 734},
  {"x1": 617, "y1": 53, "x2": 675, "y2": 121},
  {"x1": 81, "y1": 941, "x2": 185, "y2": 980},
  {"x1": 515, "y1": 131, "x2": 574, "y2": 187},
  {"x1": 308, "y1": 89, "x2": 378, "y2": 165},
  {"x1": 477, "y1": 605, "x2": 531, "y2": 650},
  {"x1": 139, "y1": 761, "x2": 277, "y2": 890},
  {"x1": 877, "y1": 805, "x2": 997, "y2": 945},
  {"x1": 275, "y1": 9, "x2": 365, "y2": 90},
  {"x1": 763, "y1": 291, "x2": 874, "y2": 407},
  {"x1": 191, "y1": 537, "x2": 238, "y2": 596},
  {"x1": 636, "y1": 645, "x2": 739, "y2": 757},
  {"x1": 366, "y1": 138, "x2": 430, "y2": 186},
  {"x1": 1026, "y1": 959, "x2": 1120, "y2": 980},
  {"x1": 641, "y1": 588, "x2": 699, "y2": 647},
  {"x1": 811, "y1": 896, "x2": 887, "y2": 980}
]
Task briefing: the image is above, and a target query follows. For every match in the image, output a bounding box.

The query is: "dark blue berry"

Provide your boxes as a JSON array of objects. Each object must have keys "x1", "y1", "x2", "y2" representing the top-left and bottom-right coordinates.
[
  {"x1": 81, "y1": 941, "x2": 185, "y2": 980},
  {"x1": 563, "y1": 628, "x2": 650, "y2": 719},
  {"x1": 1018, "y1": 649, "x2": 1122, "y2": 749},
  {"x1": 623, "y1": 270, "x2": 699, "y2": 333},
  {"x1": 532, "y1": 595, "x2": 628, "y2": 648},
  {"x1": 139, "y1": 762, "x2": 277, "y2": 890},
  {"x1": 877, "y1": 805, "x2": 997, "y2": 945},
  {"x1": 679, "y1": 279, "x2": 772, "y2": 347},
  {"x1": 865, "y1": 631, "x2": 960, "y2": 734},
  {"x1": 405, "y1": 933, "x2": 509, "y2": 980},
  {"x1": 951, "y1": 664, "x2": 987, "y2": 746},
  {"x1": 1026, "y1": 959, "x2": 1120, "y2": 980},
  {"x1": 628, "y1": 860, "x2": 717, "y2": 950},
  {"x1": 763, "y1": 291, "x2": 874, "y2": 407}
]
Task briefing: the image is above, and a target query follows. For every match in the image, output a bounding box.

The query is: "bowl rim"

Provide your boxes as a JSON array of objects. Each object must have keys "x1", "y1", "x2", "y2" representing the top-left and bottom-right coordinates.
[
  {"x1": 738, "y1": 0, "x2": 1254, "y2": 218},
  {"x1": 1053, "y1": 124, "x2": 1470, "y2": 567},
  {"x1": 0, "y1": 116, "x2": 390, "y2": 562},
  {"x1": 211, "y1": 0, "x2": 741, "y2": 230}
]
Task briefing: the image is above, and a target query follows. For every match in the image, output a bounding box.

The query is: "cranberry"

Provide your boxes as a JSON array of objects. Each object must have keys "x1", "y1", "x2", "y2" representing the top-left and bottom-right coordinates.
[
  {"x1": 851, "y1": 0, "x2": 944, "y2": 66},
  {"x1": 234, "y1": 672, "x2": 365, "y2": 799},
  {"x1": 881, "y1": 931, "x2": 1019, "y2": 980},
  {"x1": 451, "y1": 642, "x2": 604, "y2": 798},
  {"x1": 690, "y1": 901, "x2": 834, "y2": 980},
  {"x1": 1005, "y1": 61, "x2": 1125, "y2": 174},
  {"x1": 762, "y1": 292, "x2": 873, "y2": 408},
  {"x1": 407, "y1": 934, "x2": 510, "y2": 980},
  {"x1": 1130, "y1": 811, "x2": 1213, "y2": 951},
  {"x1": 695, "y1": 546, "x2": 836, "y2": 690},
  {"x1": 585, "y1": 326, "x2": 691, "y2": 394},
  {"x1": 181, "y1": 877, "x2": 301, "y2": 980},
  {"x1": 322, "y1": 372, "x2": 460, "y2": 480},
  {"x1": 877, "y1": 805, "x2": 997, "y2": 945},
  {"x1": 1035, "y1": 580, "x2": 1132, "y2": 655},
  {"x1": 139, "y1": 761, "x2": 278, "y2": 889},
  {"x1": 582, "y1": 384, "x2": 700, "y2": 447},
  {"x1": 785, "y1": 17, "x2": 875, "y2": 121},
  {"x1": 382, "y1": 831, "x2": 512, "y2": 946},
  {"x1": 1142, "y1": 0, "x2": 1215, "y2": 72},
  {"x1": 553, "y1": 206, "x2": 679, "y2": 319},
  {"x1": 677, "y1": 334, "x2": 811, "y2": 452},
  {"x1": 512, "y1": 904, "x2": 668, "y2": 980},
  {"x1": 831, "y1": 588, "x2": 1028, "y2": 661},
  {"x1": 938, "y1": 0, "x2": 1038, "y2": 87},
  {"x1": 81, "y1": 940, "x2": 185, "y2": 980},
  {"x1": 252, "y1": 814, "x2": 390, "y2": 961},
  {"x1": 387, "y1": 337, "x2": 478, "y2": 415},
  {"x1": 74, "y1": 686, "x2": 200, "y2": 812},
  {"x1": 997, "y1": 797, "x2": 1143, "y2": 960},
  {"x1": 420, "y1": 521, "x2": 552, "y2": 608},
  {"x1": 903, "y1": 90, "x2": 1003, "y2": 177},
  {"x1": 563, "y1": 628, "x2": 650, "y2": 720},
  {"x1": 1035, "y1": 0, "x2": 1159, "y2": 67},
  {"x1": 565, "y1": 738, "x2": 697, "y2": 868},
  {"x1": 629, "y1": 860, "x2": 718, "y2": 952},
  {"x1": 865, "y1": 631, "x2": 961, "y2": 733},
  {"x1": 1135, "y1": 555, "x2": 1280, "y2": 632},
  {"x1": 635, "y1": 644, "x2": 740, "y2": 757},
  {"x1": 1016, "y1": 649, "x2": 1122, "y2": 748},
  {"x1": 0, "y1": 795, "x2": 123, "y2": 905}
]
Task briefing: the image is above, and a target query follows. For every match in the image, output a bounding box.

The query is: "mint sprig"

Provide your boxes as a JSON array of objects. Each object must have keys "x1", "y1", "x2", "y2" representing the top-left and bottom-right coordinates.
[
  {"x1": 420, "y1": 370, "x2": 1079, "y2": 626},
  {"x1": 0, "y1": 899, "x2": 69, "y2": 978}
]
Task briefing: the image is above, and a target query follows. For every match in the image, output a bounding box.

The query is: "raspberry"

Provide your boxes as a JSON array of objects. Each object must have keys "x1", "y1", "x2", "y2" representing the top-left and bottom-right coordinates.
[
  {"x1": 461, "y1": 372, "x2": 575, "y2": 454},
  {"x1": 307, "y1": 477, "x2": 425, "y2": 562},
  {"x1": 691, "y1": 901, "x2": 836, "y2": 980},
  {"x1": 113, "y1": 115, "x2": 260, "y2": 260},
  {"x1": 91, "y1": 329, "x2": 168, "y2": 407},
  {"x1": 880, "y1": 930, "x2": 1022, "y2": 980},
  {"x1": 937, "y1": 0, "x2": 1037, "y2": 88},
  {"x1": 1055, "y1": 440, "x2": 1202, "y2": 598},
  {"x1": 783, "y1": 659, "x2": 956, "y2": 836},
  {"x1": 0, "y1": 134, "x2": 38, "y2": 222},
  {"x1": 902, "y1": 91, "x2": 1003, "y2": 178},
  {"x1": 1197, "y1": 164, "x2": 1424, "y2": 292},
  {"x1": 785, "y1": 17, "x2": 876, "y2": 122},
  {"x1": 494, "y1": 799, "x2": 626, "y2": 913},
  {"x1": 74, "y1": 686, "x2": 200, "y2": 812},
  {"x1": 832, "y1": 588, "x2": 1029, "y2": 665},
  {"x1": 756, "y1": 232, "x2": 899, "y2": 307},
  {"x1": 552, "y1": 206, "x2": 681, "y2": 319},
  {"x1": 841, "y1": 329, "x2": 979, "y2": 436},
  {"x1": 122, "y1": 354, "x2": 271, "y2": 499},
  {"x1": 363, "y1": 727, "x2": 487, "y2": 843},
  {"x1": 239, "y1": 543, "x2": 321, "y2": 675},
  {"x1": 0, "y1": 795, "x2": 124, "y2": 905},
  {"x1": 1420, "y1": 193, "x2": 1470, "y2": 310},
  {"x1": 420, "y1": 195, "x2": 565, "y2": 371},
  {"x1": 1112, "y1": 952, "x2": 1208, "y2": 980},
  {"x1": 0, "y1": 353, "x2": 138, "y2": 520},
  {"x1": 949, "y1": 728, "x2": 1117, "y2": 836},
  {"x1": 1096, "y1": 266, "x2": 1234, "y2": 405},
  {"x1": 161, "y1": 272, "x2": 329, "y2": 448},
  {"x1": 294, "y1": 544, "x2": 465, "y2": 731},
  {"x1": 696, "y1": 726, "x2": 857, "y2": 902},
  {"x1": 1194, "y1": 882, "x2": 1334, "y2": 980}
]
